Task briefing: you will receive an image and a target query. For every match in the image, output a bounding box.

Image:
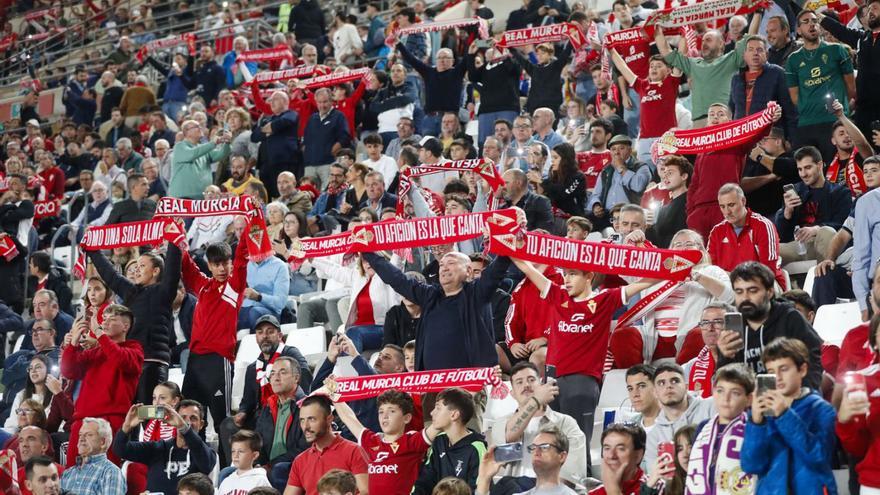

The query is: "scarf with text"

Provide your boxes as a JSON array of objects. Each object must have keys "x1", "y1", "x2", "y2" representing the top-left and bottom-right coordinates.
[
  {"x1": 33, "y1": 199, "x2": 60, "y2": 220},
  {"x1": 686, "y1": 412, "x2": 756, "y2": 494},
  {"x1": 155, "y1": 196, "x2": 272, "y2": 262},
  {"x1": 655, "y1": 102, "x2": 778, "y2": 156},
  {"x1": 0, "y1": 235, "x2": 18, "y2": 261},
  {"x1": 136, "y1": 33, "x2": 197, "y2": 63},
  {"x1": 287, "y1": 231, "x2": 354, "y2": 269},
  {"x1": 389, "y1": 17, "x2": 489, "y2": 47},
  {"x1": 496, "y1": 22, "x2": 586, "y2": 50},
  {"x1": 645, "y1": 0, "x2": 768, "y2": 31},
  {"x1": 614, "y1": 280, "x2": 680, "y2": 330},
  {"x1": 236, "y1": 47, "x2": 295, "y2": 64},
  {"x1": 688, "y1": 346, "x2": 715, "y2": 398},
  {"x1": 256, "y1": 344, "x2": 286, "y2": 406},
  {"x1": 321, "y1": 367, "x2": 506, "y2": 402},
  {"x1": 299, "y1": 68, "x2": 372, "y2": 90},
  {"x1": 251, "y1": 64, "x2": 328, "y2": 84},
  {"x1": 486, "y1": 217, "x2": 702, "y2": 281},
  {"x1": 73, "y1": 218, "x2": 187, "y2": 281},
  {"x1": 397, "y1": 159, "x2": 504, "y2": 215},
  {"x1": 143, "y1": 418, "x2": 177, "y2": 441},
  {"x1": 826, "y1": 148, "x2": 868, "y2": 198}
]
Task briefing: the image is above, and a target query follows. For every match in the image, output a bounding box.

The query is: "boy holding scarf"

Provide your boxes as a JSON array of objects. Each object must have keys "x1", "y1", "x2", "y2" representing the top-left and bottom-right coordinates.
[{"x1": 685, "y1": 363, "x2": 756, "y2": 494}]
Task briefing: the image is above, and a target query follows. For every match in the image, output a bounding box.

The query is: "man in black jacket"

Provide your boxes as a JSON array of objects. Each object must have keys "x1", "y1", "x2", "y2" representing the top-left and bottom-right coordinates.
[
  {"x1": 397, "y1": 43, "x2": 468, "y2": 137},
  {"x1": 497, "y1": 169, "x2": 555, "y2": 232},
  {"x1": 88, "y1": 244, "x2": 181, "y2": 404},
  {"x1": 219, "y1": 315, "x2": 311, "y2": 463},
  {"x1": 254, "y1": 356, "x2": 308, "y2": 489},
  {"x1": 741, "y1": 127, "x2": 800, "y2": 218},
  {"x1": 467, "y1": 42, "x2": 521, "y2": 149},
  {"x1": 106, "y1": 173, "x2": 157, "y2": 225},
  {"x1": 716, "y1": 261, "x2": 824, "y2": 389},
  {"x1": 252, "y1": 91, "x2": 301, "y2": 198},
  {"x1": 186, "y1": 45, "x2": 226, "y2": 106},
  {"x1": 289, "y1": 0, "x2": 326, "y2": 45},
  {"x1": 27, "y1": 251, "x2": 73, "y2": 315},
  {"x1": 113, "y1": 400, "x2": 216, "y2": 495}
]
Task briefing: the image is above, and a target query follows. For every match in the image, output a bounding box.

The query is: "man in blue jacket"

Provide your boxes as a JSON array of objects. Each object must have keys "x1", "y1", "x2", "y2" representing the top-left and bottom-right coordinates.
[
  {"x1": 741, "y1": 337, "x2": 837, "y2": 495},
  {"x1": 774, "y1": 145, "x2": 852, "y2": 264},
  {"x1": 302, "y1": 88, "x2": 351, "y2": 188},
  {"x1": 729, "y1": 36, "x2": 798, "y2": 140},
  {"x1": 186, "y1": 45, "x2": 226, "y2": 106},
  {"x1": 251, "y1": 90, "x2": 301, "y2": 199}
]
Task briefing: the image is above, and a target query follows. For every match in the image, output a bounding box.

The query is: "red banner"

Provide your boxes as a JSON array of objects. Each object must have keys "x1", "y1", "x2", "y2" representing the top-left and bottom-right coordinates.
[
  {"x1": 287, "y1": 231, "x2": 354, "y2": 268},
  {"x1": 136, "y1": 33, "x2": 196, "y2": 63},
  {"x1": 398, "y1": 158, "x2": 504, "y2": 214},
  {"x1": 324, "y1": 368, "x2": 500, "y2": 402},
  {"x1": 236, "y1": 47, "x2": 294, "y2": 64},
  {"x1": 33, "y1": 200, "x2": 60, "y2": 220},
  {"x1": 655, "y1": 102, "x2": 778, "y2": 157},
  {"x1": 486, "y1": 212, "x2": 702, "y2": 281},
  {"x1": 496, "y1": 22, "x2": 586, "y2": 50},
  {"x1": 252, "y1": 65, "x2": 327, "y2": 84}
]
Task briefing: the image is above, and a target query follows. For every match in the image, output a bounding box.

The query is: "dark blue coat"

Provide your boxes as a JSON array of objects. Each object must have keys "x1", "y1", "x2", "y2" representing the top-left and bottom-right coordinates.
[
  {"x1": 773, "y1": 180, "x2": 852, "y2": 242},
  {"x1": 251, "y1": 110, "x2": 301, "y2": 178},
  {"x1": 729, "y1": 63, "x2": 798, "y2": 139},
  {"x1": 302, "y1": 109, "x2": 351, "y2": 166}
]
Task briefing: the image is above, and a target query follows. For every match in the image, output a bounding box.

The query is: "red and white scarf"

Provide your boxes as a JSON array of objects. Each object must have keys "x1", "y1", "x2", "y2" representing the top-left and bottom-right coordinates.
[
  {"x1": 33, "y1": 199, "x2": 60, "y2": 220},
  {"x1": 389, "y1": 17, "x2": 489, "y2": 47},
  {"x1": 252, "y1": 64, "x2": 327, "y2": 84},
  {"x1": 319, "y1": 367, "x2": 506, "y2": 402},
  {"x1": 645, "y1": 0, "x2": 769, "y2": 31},
  {"x1": 155, "y1": 196, "x2": 273, "y2": 262},
  {"x1": 287, "y1": 231, "x2": 355, "y2": 269},
  {"x1": 825, "y1": 148, "x2": 868, "y2": 197},
  {"x1": 655, "y1": 102, "x2": 778, "y2": 156},
  {"x1": 688, "y1": 346, "x2": 715, "y2": 398},
  {"x1": 236, "y1": 47, "x2": 294, "y2": 64},
  {"x1": 136, "y1": 33, "x2": 197, "y2": 63},
  {"x1": 299, "y1": 68, "x2": 372, "y2": 90},
  {"x1": 0, "y1": 235, "x2": 18, "y2": 262},
  {"x1": 255, "y1": 344, "x2": 285, "y2": 406},
  {"x1": 496, "y1": 22, "x2": 586, "y2": 50},
  {"x1": 142, "y1": 419, "x2": 176, "y2": 441},
  {"x1": 398, "y1": 159, "x2": 505, "y2": 215}
]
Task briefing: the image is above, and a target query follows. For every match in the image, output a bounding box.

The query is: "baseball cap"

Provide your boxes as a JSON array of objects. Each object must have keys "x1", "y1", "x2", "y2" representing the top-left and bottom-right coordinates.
[
  {"x1": 26, "y1": 119, "x2": 40, "y2": 128},
  {"x1": 254, "y1": 314, "x2": 281, "y2": 330}
]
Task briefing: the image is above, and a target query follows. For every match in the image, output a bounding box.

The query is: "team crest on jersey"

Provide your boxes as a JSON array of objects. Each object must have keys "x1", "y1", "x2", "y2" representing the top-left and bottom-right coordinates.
[
  {"x1": 390, "y1": 442, "x2": 399, "y2": 453},
  {"x1": 822, "y1": 53, "x2": 828, "y2": 65},
  {"x1": 587, "y1": 299, "x2": 597, "y2": 313},
  {"x1": 719, "y1": 466, "x2": 755, "y2": 494}
]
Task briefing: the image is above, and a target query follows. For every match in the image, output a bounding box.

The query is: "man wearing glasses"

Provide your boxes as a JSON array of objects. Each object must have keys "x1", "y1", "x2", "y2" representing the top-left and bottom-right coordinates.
[
  {"x1": 683, "y1": 302, "x2": 734, "y2": 398},
  {"x1": 476, "y1": 425, "x2": 577, "y2": 495}
]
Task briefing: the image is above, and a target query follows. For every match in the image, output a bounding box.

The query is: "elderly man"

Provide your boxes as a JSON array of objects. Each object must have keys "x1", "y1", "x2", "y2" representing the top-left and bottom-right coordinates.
[
  {"x1": 359, "y1": 171, "x2": 397, "y2": 213},
  {"x1": 303, "y1": 88, "x2": 351, "y2": 187},
  {"x1": 252, "y1": 91, "x2": 301, "y2": 199},
  {"x1": 655, "y1": 19, "x2": 758, "y2": 126},
  {"x1": 22, "y1": 290, "x2": 72, "y2": 350},
  {"x1": 532, "y1": 108, "x2": 565, "y2": 159},
  {"x1": 276, "y1": 171, "x2": 312, "y2": 218},
  {"x1": 588, "y1": 135, "x2": 651, "y2": 212},
  {"x1": 482, "y1": 363, "x2": 585, "y2": 494},
  {"x1": 384, "y1": 117, "x2": 421, "y2": 161},
  {"x1": 106, "y1": 173, "x2": 156, "y2": 225},
  {"x1": 142, "y1": 158, "x2": 166, "y2": 201},
  {"x1": 115, "y1": 137, "x2": 144, "y2": 173},
  {"x1": 397, "y1": 42, "x2": 468, "y2": 137},
  {"x1": 170, "y1": 120, "x2": 231, "y2": 199},
  {"x1": 154, "y1": 139, "x2": 173, "y2": 185},
  {"x1": 494, "y1": 169, "x2": 554, "y2": 231},
  {"x1": 483, "y1": 137, "x2": 503, "y2": 165},
  {"x1": 60, "y1": 418, "x2": 126, "y2": 494},
  {"x1": 682, "y1": 301, "x2": 733, "y2": 398}
]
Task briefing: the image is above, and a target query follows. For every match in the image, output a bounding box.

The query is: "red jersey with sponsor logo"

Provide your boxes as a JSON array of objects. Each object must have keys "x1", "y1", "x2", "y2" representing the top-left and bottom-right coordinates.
[
  {"x1": 359, "y1": 429, "x2": 431, "y2": 495},
  {"x1": 577, "y1": 150, "x2": 612, "y2": 189},
  {"x1": 543, "y1": 284, "x2": 625, "y2": 378},
  {"x1": 632, "y1": 75, "x2": 680, "y2": 138},
  {"x1": 618, "y1": 38, "x2": 651, "y2": 79}
]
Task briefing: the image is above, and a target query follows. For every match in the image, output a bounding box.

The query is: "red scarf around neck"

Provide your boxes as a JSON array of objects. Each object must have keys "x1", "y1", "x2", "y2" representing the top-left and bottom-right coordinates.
[
  {"x1": 256, "y1": 344, "x2": 285, "y2": 406},
  {"x1": 826, "y1": 148, "x2": 868, "y2": 197},
  {"x1": 688, "y1": 346, "x2": 716, "y2": 398}
]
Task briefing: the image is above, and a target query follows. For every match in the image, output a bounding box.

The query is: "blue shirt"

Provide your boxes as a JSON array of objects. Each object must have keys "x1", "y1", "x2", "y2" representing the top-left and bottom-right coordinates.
[
  {"x1": 853, "y1": 188, "x2": 880, "y2": 310},
  {"x1": 243, "y1": 256, "x2": 290, "y2": 314},
  {"x1": 61, "y1": 453, "x2": 126, "y2": 495},
  {"x1": 588, "y1": 161, "x2": 652, "y2": 209}
]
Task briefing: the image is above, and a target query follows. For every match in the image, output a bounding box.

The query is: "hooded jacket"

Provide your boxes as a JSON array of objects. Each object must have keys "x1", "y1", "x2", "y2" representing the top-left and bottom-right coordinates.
[
  {"x1": 716, "y1": 298, "x2": 824, "y2": 390},
  {"x1": 741, "y1": 390, "x2": 838, "y2": 494},
  {"x1": 644, "y1": 395, "x2": 715, "y2": 468},
  {"x1": 413, "y1": 431, "x2": 487, "y2": 495},
  {"x1": 218, "y1": 466, "x2": 272, "y2": 495}
]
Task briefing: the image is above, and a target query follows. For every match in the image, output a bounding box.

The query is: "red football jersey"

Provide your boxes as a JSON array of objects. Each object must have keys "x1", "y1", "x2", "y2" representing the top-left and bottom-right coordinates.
[
  {"x1": 543, "y1": 284, "x2": 625, "y2": 379},
  {"x1": 633, "y1": 75, "x2": 680, "y2": 138},
  {"x1": 577, "y1": 150, "x2": 612, "y2": 189},
  {"x1": 359, "y1": 429, "x2": 431, "y2": 495}
]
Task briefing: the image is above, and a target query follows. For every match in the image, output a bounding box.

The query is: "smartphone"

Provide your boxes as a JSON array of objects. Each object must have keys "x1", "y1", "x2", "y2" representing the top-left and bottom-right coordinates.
[
  {"x1": 872, "y1": 120, "x2": 880, "y2": 133},
  {"x1": 657, "y1": 441, "x2": 675, "y2": 465},
  {"x1": 609, "y1": 233, "x2": 623, "y2": 244},
  {"x1": 824, "y1": 93, "x2": 835, "y2": 113},
  {"x1": 782, "y1": 183, "x2": 796, "y2": 196},
  {"x1": 494, "y1": 442, "x2": 524, "y2": 463},
  {"x1": 544, "y1": 364, "x2": 557, "y2": 384},
  {"x1": 756, "y1": 374, "x2": 776, "y2": 396},
  {"x1": 50, "y1": 365, "x2": 60, "y2": 378},
  {"x1": 137, "y1": 405, "x2": 166, "y2": 420},
  {"x1": 724, "y1": 312, "x2": 744, "y2": 338},
  {"x1": 474, "y1": 39, "x2": 493, "y2": 49},
  {"x1": 844, "y1": 372, "x2": 868, "y2": 401}
]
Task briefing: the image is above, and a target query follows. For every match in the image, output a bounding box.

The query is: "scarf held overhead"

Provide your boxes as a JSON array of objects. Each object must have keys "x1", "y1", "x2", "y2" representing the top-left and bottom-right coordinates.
[
  {"x1": 252, "y1": 64, "x2": 327, "y2": 84},
  {"x1": 136, "y1": 33, "x2": 196, "y2": 62},
  {"x1": 299, "y1": 68, "x2": 372, "y2": 90},
  {"x1": 496, "y1": 22, "x2": 586, "y2": 50},
  {"x1": 645, "y1": 0, "x2": 769, "y2": 30},
  {"x1": 655, "y1": 102, "x2": 778, "y2": 156},
  {"x1": 397, "y1": 158, "x2": 505, "y2": 215},
  {"x1": 388, "y1": 17, "x2": 489, "y2": 47},
  {"x1": 324, "y1": 367, "x2": 504, "y2": 402},
  {"x1": 236, "y1": 47, "x2": 295, "y2": 64}
]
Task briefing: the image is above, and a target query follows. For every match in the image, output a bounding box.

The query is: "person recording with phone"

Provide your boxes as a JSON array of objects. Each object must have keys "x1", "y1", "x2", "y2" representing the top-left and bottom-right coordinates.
[
  {"x1": 716, "y1": 262, "x2": 824, "y2": 389},
  {"x1": 112, "y1": 399, "x2": 216, "y2": 495},
  {"x1": 476, "y1": 425, "x2": 576, "y2": 495},
  {"x1": 741, "y1": 337, "x2": 838, "y2": 494}
]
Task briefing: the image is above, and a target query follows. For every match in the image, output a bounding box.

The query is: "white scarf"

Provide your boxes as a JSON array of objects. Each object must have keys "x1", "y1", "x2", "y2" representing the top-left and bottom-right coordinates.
[{"x1": 686, "y1": 413, "x2": 756, "y2": 495}]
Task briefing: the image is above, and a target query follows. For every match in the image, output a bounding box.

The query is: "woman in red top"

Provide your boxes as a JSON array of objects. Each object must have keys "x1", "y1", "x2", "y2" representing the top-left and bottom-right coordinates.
[{"x1": 332, "y1": 79, "x2": 367, "y2": 137}]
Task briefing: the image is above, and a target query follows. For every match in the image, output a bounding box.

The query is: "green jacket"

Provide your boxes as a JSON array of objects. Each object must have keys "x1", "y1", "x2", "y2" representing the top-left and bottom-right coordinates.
[
  {"x1": 665, "y1": 37, "x2": 747, "y2": 120},
  {"x1": 168, "y1": 140, "x2": 230, "y2": 198}
]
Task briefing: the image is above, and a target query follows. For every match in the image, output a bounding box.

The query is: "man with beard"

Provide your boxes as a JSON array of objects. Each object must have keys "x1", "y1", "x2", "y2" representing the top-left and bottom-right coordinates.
[
  {"x1": 765, "y1": 16, "x2": 799, "y2": 67},
  {"x1": 819, "y1": 0, "x2": 880, "y2": 138},
  {"x1": 742, "y1": 127, "x2": 800, "y2": 218},
  {"x1": 222, "y1": 156, "x2": 264, "y2": 197},
  {"x1": 218, "y1": 315, "x2": 311, "y2": 464},
  {"x1": 185, "y1": 44, "x2": 226, "y2": 106},
  {"x1": 494, "y1": 169, "x2": 554, "y2": 232},
  {"x1": 655, "y1": 20, "x2": 759, "y2": 127},
  {"x1": 786, "y1": 10, "x2": 856, "y2": 162},
  {"x1": 824, "y1": 101, "x2": 875, "y2": 199},
  {"x1": 716, "y1": 261, "x2": 824, "y2": 389},
  {"x1": 310, "y1": 334, "x2": 408, "y2": 435}
]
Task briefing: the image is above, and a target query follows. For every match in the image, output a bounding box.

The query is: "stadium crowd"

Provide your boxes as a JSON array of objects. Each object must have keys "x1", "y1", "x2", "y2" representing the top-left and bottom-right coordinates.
[{"x1": 2, "y1": 0, "x2": 880, "y2": 493}]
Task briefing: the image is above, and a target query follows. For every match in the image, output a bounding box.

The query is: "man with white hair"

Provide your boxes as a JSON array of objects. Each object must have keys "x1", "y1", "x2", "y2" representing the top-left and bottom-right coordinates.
[
  {"x1": 532, "y1": 108, "x2": 565, "y2": 156},
  {"x1": 61, "y1": 417, "x2": 126, "y2": 494},
  {"x1": 302, "y1": 88, "x2": 351, "y2": 187},
  {"x1": 69, "y1": 181, "x2": 112, "y2": 241},
  {"x1": 252, "y1": 90, "x2": 301, "y2": 199},
  {"x1": 142, "y1": 158, "x2": 166, "y2": 200},
  {"x1": 396, "y1": 41, "x2": 468, "y2": 137},
  {"x1": 223, "y1": 36, "x2": 257, "y2": 88},
  {"x1": 115, "y1": 137, "x2": 144, "y2": 172},
  {"x1": 170, "y1": 119, "x2": 231, "y2": 199},
  {"x1": 154, "y1": 139, "x2": 173, "y2": 185}
]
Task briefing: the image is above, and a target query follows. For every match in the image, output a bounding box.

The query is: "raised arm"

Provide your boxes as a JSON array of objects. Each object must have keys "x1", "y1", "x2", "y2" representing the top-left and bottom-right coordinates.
[
  {"x1": 362, "y1": 251, "x2": 433, "y2": 305},
  {"x1": 333, "y1": 400, "x2": 366, "y2": 441},
  {"x1": 833, "y1": 99, "x2": 873, "y2": 158},
  {"x1": 610, "y1": 48, "x2": 637, "y2": 86},
  {"x1": 510, "y1": 257, "x2": 551, "y2": 295},
  {"x1": 87, "y1": 250, "x2": 135, "y2": 299}
]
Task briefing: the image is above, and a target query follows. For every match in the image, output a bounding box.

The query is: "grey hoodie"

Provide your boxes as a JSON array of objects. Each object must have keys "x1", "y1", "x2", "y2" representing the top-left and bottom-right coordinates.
[{"x1": 644, "y1": 395, "x2": 715, "y2": 468}]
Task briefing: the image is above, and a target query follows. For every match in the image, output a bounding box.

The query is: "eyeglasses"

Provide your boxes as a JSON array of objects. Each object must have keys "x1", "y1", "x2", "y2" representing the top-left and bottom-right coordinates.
[
  {"x1": 671, "y1": 241, "x2": 699, "y2": 249},
  {"x1": 16, "y1": 409, "x2": 35, "y2": 415},
  {"x1": 527, "y1": 443, "x2": 562, "y2": 453},
  {"x1": 699, "y1": 318, "x2": 725, "y2": 328},
  {"x1": 32, "y1": 327, "x2": 52, "y2": 333}
]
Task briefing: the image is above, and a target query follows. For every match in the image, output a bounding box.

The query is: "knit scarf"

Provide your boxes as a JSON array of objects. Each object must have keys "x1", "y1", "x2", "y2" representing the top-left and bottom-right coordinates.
[
  {"x1": 0, "y1": 449, "x2": 18, "y2": 492},
  {"x1": 825, "y1": 148, "x2": 867, "y2": 197},
  {"x1": 255, "y1": 344, "x2": 285, "y2": 406},
  {"x1": 299, "y1": 68, "x2": 372, "y2": 90},
  {"x1": 655, "y1": 102, "x2": 778, "y2": 156},
  {"x1": 688, "y1": 346, "x2": 716, "y2": 398},
  {"x1": 33, "y1": 199, "x2": 60, "y2": 220},
  {"x1": 389, "y1": 17, "x2": 489, "y2": 47},
  {"x1": 397, "y1": 159, "x2": 504, "y2": 215},
  {"x1": 686, "y1": 413, "x2": 756, "y2": 495},
  {"x1": 0, "y1": 235, "x2": 17, "y2": 261},
  {"x1": 644, "y1": 0, "x2": 769, "y2": 31},
  {"x1": 486, "y1": 215, "x2": 703, "y2": 281},
  {"x1": 135, "y1": 33, "x2": 196, "y2": 63},
  {"x1": 155, "y1": 196, "x2": 273, "y2": 262},
  {"x1": 318, "y1": 367, "x2": 507, "y2": 402},
  {"x1": 72, "y1": 218, "x2": 187, "y2": 281},
  {"x1": 236, "y1": 47, "x2": 294, "y2": 64},
  {"x1": 496, "y1": 22, "x2": 586, "y2": 50}
]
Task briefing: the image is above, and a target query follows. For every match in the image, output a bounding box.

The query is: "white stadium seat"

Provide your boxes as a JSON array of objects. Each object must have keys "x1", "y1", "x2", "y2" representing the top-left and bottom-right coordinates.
[{"x1": 813, "y1": 302, "x2": 862, "y2": 346}]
